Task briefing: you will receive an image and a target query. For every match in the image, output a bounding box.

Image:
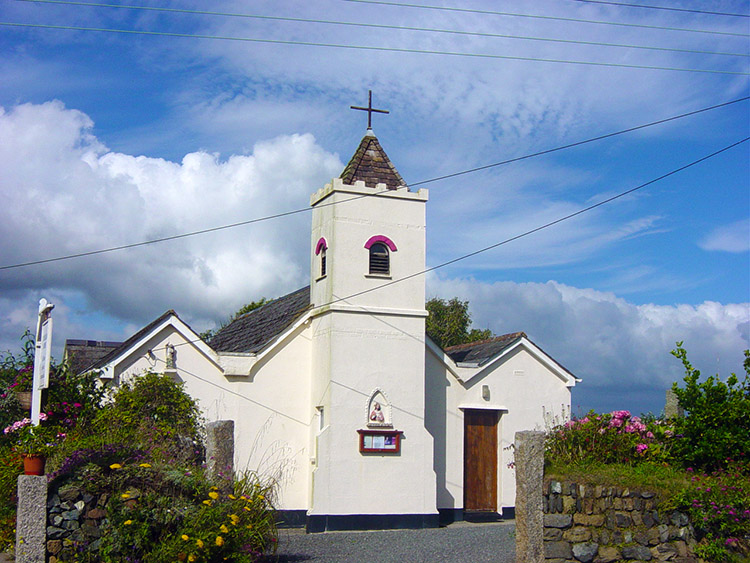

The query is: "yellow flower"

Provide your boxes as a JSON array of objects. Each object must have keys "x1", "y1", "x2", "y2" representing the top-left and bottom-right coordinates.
[
  {"x1": 188, "y1": 555, "x2": 197, "y2": 562},
  {"x1": 215, "y1": 536, "x2": 224, "y2": 547},
  {"x1": 229, "y1": 514, "x2": 239, "y2": 525},
  {"x1": 257, "y1": 495, "x2": 264, "y2": 501},
  {"x1": 109, "y1": 463, "x2": 122, "y2": 470},
  {"x1": 181, "y1": 534, "x2": 190, "y2": 541},
  {"x1": 139, "y1": 463, "x2": 151, "y2": 468},
  {"x1": 243, "y1": 506, "x2": 251, "y2": 512},
  {"x1": 220, "y1": 524, "x2": 228, "y2": 533},
  {"x1": 210, "y1": 486, "x2": 218, "y2": 491},
  {"x1": 121, "y1": 493, "x2": 130, "y2": 499},
  {"x1": 196, "y1": 539, "x2": 204, "y2": 549},
  {"x1": 240, "y1": 495, "x2": 247, "y2": 500},
  {"x1": 202, "y1": 500, "x2": 212, "y2": 506},
  {"x1": 208, "y1": 491, "x2": 219, "y2": 500},
  {"x1": 228, "y1": 494, "x2": 236, "y2": 500},
  {"x1": 246, "y1": 524, "x2": 253, "y2": 530},
  {"x1": 123, "y1": 520, "x2": 133, "y2": 526}
]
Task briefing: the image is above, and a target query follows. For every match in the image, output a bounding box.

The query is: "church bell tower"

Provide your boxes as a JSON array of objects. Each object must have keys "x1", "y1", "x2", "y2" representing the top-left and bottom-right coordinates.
[{"x1": 306, "y1": 94, "x2": 437, "y2": 531}]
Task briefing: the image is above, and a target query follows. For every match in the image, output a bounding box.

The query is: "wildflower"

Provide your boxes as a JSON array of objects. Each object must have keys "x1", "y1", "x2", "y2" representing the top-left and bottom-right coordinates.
[
  {"x1": 243, "y1": 506, "x2": 252, "y2": 512},
  {"x1": 123, "y1": 520, "x2": 133, "y2": 526},
  {"x1": 210, "y1": 486, "x2": 219, "y2": 491},
  {"x1": 228, "y1": 494, "x2": 236, "y2": 500},
  {"x1": 203, "y1": 500, "x2": 212, "y2": 506},
  {"x1": 258, "y1": 495, "x2": 264, "y2": 500},
  {"x1": 196, "y1": 539, "x2": 204, "y2": 548},
  {"x1": 636, "y1": 444, "x2": 649, "y2": 454},
  {"x1": 109, "y1": 463, "x2": 122, "y2": 470},
  {"x1": 215, "y1": 536, "x2": 224, "y2": 547},
  {"x1": 220, "y1": 524, "x2": 229, "y2": 533},
  {"x1": 121, "y1": 493, "x2": 131, "y2": 499},
  {"x1": 229, "y1": 514, "x2": 240, "y2": 525},
  {"x1": 139, "y1": 463, "x2": 152, "y2": 468},
  {"x1": 188, "y1": 555, "x2": 197, "y2": 562},
  {"x1": 208, "y1": 491, "x2": 219, "y2": 500},
  {"x1": 246, "y1": 524, "x2": 253, "y2": 530},
  {"x1": 182, "y1": 535, "x2": 190, "y2": 541}
]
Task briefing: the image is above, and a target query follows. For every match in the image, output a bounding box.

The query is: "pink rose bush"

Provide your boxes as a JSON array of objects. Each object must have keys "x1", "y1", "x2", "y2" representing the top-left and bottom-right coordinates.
[{"x1": 546, "y1": 409, "x2": 674, "y2": 465}]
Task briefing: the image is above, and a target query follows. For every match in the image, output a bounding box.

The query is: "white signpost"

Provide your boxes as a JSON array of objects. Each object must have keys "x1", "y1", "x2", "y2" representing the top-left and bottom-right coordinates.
[{"x1": 31, "y1": 298, "x2": 54, "y2": 426}]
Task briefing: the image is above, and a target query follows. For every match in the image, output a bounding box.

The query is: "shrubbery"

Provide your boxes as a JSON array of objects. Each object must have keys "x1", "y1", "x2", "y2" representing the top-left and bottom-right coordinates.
[
  {"x1": 545, "y1": 344, "x2": 750, "y2": 563},
  {"x1": 1, "y1": 333, "x2": 277, "y2": 561}
]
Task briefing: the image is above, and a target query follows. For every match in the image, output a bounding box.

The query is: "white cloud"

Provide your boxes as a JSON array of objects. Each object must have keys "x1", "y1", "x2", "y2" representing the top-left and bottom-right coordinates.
[
  {"x1": 0, "y1": 101, "x2": 342, "y2": 340},
  {"x1": 699, "y1": 218, "x2": 750, "y2": 253}
]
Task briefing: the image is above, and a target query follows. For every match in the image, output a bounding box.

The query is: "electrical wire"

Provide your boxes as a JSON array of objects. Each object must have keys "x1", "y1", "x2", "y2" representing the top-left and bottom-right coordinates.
[
  {"x1": 1, "y1": 21, "x2": 747, "y2": 75},
  {"x1": 149, "y1": 136, "x2": 749, "y2": 353},
  {"x1": 340, "y1": 0, "x2": 750, "y2": 37},
  {"x1": 571, "y1": 0, "x2": 749, "y2": 18},
  {"x1": 0, "y1": 95, "x2": 747, "y2": 272},
  {"x1": 12, "y1": 0, "x2": 748, "y2": 59}
]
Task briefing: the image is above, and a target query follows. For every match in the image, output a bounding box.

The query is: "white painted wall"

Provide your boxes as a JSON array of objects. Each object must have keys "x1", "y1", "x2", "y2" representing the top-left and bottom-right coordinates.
[{"x1": 425, "y1": 340, "x2": 572, "y2": 513}]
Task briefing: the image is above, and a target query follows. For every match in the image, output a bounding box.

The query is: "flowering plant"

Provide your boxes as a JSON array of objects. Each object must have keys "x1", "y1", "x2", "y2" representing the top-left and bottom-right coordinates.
[
  {"x1": 9, "y1": 365, "x2": 34, "y2": 393},
  {"x1": 3, "y1": 414, "x2": 60, "y2": 456}
]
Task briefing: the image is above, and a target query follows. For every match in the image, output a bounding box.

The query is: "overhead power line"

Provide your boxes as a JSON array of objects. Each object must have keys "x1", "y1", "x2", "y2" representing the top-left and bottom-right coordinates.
[
  {"x1": 572, "y1": 0, "x2": 750, "y2": 18},
  {"x1": 329, "y1": 137, "x2": 750, "y2": 306},
  {"x1": 156, "y1": 136, "x2": 750, "y2": 351},
  {"x1": 13, "y1": 0, "x2": 748, "y2": 59},
  {"x1": 2, "y1": 21, "x2": 746, "y2": 76},
  {"x1": 0, "y1": 96, "x2": 746, "y2": 272},
  {"x1": 340, "y1": 0, "x2": 750, "y2": 37}
]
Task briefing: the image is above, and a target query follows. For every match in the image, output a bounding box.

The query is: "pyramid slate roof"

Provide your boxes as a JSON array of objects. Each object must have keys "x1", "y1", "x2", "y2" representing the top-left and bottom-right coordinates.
[
  {"x1": 209, "y1": 286, "x2": 311, "y2": 354},
  {"x1": 340, "y1": 133, "x2": 406, "y2": 190},
  {"x1": 444, "y1": 332, "x2": 527, "y2": 366}
]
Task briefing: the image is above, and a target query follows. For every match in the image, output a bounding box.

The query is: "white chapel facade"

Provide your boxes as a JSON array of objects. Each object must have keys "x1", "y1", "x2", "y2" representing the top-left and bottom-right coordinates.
[{"x1": 67, "y1": 126, "x2": 577, "y2": 531}]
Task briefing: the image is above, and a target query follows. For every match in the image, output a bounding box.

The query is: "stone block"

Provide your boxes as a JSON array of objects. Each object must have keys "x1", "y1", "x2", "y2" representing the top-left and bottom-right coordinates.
[
  {"x1": 514, "y1": 431, "x2": 545, "y2": 563},
  {"x1": 544, "y1": 514, "x2": 573, "y2": 528},
  {"x1": 641, "y1": 491, "x2": 655, "y2": 499},
  {"x1": 671, "y1": 512, "x2": 689, "y2": 527},
  {"x1": 623, "y1": 498, "x2": 634, "y2": 510},
  {"x1": 573, "y1": 514, "x2": 605, "y2": 527},
  {"x1": 634, "y1": 530, "x2": 649, "y2": 545},
  {"x1": 205, "y1": 420, "x2": 235, "y2": 485},
  {"x1": 47, "y1": 540, "x2": 62, "y2": 555},
  {"x1": 594, "y1": 546, "x2": 620, "y2": 563},
  {"x1": 632, "y1": 510, "x2": 643, "y2": 526},
  {"x1": 544, "y1": 540, "x2": 573, "y2": 559},
  {"x1": 573, "y1": 542, "x2": 599, "y2": 563},
  {"x1": 655, "y1": 543, "x2": 678, "y2": 560},
  {"x1": 563, "y1": 527, "x2": 592, "y2": 542},
  {"x1": 612, "y1": 498, "x2": 623, "y2": 510},
  {"x1": 563, "y1": 495, "x2": 577, "y2": 514},
  {"x1": 550, "y1": 480, "x2": 562, "y2": 494},
  {"x1": 642, "y1": 511, "x2": 655, "y2": 528},
  {"x1": 544, "y1": 527, "x2": 563, "y2": 541},
  {"x1": 16, "y1": 475, "x2": 47, "y2": 563},
  {"x1": 622, "y1": 545, "x2": 653, "y2": 560},
  {"x1": 615, "y1": 512, "x2": 632, "y2": 527}
]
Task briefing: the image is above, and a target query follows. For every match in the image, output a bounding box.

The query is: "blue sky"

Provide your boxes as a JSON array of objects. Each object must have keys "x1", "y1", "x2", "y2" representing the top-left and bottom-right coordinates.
[{"x1": 0, "y1": 0, "x2": 748, "y2": 417}]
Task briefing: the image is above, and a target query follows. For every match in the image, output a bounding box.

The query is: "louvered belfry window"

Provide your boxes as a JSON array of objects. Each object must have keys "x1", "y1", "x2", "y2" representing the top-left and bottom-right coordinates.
[
  {"x1": 320, "y1": 248, "x2": 327, "y2": 277},
  {"x1": 369, "y1": 242, "x2": 390, "y2": 275}
]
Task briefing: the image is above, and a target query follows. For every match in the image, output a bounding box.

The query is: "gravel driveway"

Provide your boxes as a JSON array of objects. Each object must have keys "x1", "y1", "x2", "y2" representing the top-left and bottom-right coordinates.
[{"x1": 273, "y1": 520, "x2": 516, "y2": 563}]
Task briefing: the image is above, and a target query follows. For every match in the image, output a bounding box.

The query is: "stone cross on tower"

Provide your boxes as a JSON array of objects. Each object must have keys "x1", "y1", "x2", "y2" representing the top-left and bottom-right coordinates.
[{"x1": 350, "y1": 90, "x2": 389, "y2": 130}]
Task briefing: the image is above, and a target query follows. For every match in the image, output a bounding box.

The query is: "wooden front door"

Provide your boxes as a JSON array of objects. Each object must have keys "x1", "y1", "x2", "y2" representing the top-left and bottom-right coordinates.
[{"x1": 463, "y1": 409, "x2": 499, "y2": 512}]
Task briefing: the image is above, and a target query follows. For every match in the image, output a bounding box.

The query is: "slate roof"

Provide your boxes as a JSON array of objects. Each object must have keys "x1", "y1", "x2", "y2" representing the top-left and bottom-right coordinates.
[
  {"x1": 340, "y1": 133, "x2": 406, "y2": 190},
  {"x1": 84, "y1": 310, "x2": 179, "y2": 372},
  {"x1": 64, "y1": 339, "x2": 122, "y2": 375},
  {"x1": 209, "y1": 286, "x2": 311, "y2": 354},
  {"x1": 444, "y1": 332, "x2": 527, "y2": 366}
]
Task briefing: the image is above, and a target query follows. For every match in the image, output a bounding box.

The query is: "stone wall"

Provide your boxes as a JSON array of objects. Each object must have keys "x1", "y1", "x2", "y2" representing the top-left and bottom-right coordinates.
[
  {"x1": 46, "y1": 485, "x2": 109, "y2": 562},
  {"x1": 543, "y1": 479, "x2": 700, "y2": 563}
]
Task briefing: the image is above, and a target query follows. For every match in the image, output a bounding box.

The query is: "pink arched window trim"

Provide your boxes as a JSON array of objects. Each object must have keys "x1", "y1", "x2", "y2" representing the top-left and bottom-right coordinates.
[
  {"x1": 364, "y1": 235, "x2": 397, "y2": 252},
  {"x1": 315, "y1": 237, "x2": 328, "y2": 256}
]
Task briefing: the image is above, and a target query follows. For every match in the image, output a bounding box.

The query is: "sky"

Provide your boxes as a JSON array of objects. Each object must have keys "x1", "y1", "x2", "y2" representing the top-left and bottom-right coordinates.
[{"x1": 0, "y1": 0, "x2": 748, "y2": 417}]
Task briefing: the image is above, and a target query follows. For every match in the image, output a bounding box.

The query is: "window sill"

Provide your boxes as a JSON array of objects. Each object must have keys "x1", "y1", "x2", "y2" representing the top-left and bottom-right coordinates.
[
  {"x1": 315, "y1": 274, "x2": 327, "y2": 282},
  {"x1": 365, "y1": 273, "x2": 392, "y2": 280}
]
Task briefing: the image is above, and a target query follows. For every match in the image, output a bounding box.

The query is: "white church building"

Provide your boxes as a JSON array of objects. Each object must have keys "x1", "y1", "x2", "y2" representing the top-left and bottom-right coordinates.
[{"x1": 66, "y1": 128, "x2": 577, "y2": 532}]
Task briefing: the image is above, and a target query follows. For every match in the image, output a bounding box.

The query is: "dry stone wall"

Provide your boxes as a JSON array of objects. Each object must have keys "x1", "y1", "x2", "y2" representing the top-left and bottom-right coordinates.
[
  {"x1": 543, "y1": 479, "x2": 700, "y2": 563},
  {"x1": 46, "y1": 485, "x2": 109, "y2": 562}
]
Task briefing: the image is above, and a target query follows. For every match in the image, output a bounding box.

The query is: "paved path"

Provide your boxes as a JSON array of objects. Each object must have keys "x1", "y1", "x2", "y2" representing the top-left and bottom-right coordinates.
[{"x1": 273, "y1": 521, "x2": 516, "y2": 563}]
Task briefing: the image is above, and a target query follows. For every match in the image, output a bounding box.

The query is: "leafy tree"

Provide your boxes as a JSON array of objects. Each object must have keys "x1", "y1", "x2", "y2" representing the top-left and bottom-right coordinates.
[
  {"x1": 670, "y1": 343, "x2": 750, "y2": 472},
  {"x1": 425, "y1": 297, "x2": 493, "y2": 349}
]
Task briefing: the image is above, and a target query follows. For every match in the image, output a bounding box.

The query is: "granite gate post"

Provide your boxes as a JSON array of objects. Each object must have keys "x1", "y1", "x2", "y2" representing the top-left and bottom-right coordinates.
[
  {"x1": 15, "y1": 475, "x2": 47, "y2": 563},
  {"x1": 515, "y1": 430, "x2": 545, "y2": 563},
  {"x1": 205, "y1": 420, "x2": 234, "y2": 488}
]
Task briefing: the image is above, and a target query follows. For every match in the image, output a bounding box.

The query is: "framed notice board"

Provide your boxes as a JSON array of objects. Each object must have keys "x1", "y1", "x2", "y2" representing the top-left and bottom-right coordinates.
[{"x1": 357, "y1": 429, "x2": 402, "y2": 454}]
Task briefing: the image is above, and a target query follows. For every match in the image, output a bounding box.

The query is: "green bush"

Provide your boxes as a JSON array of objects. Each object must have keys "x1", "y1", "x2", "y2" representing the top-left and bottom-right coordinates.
[{"x1": 670, "y1": 344, "x2": 750, "y2": 473}]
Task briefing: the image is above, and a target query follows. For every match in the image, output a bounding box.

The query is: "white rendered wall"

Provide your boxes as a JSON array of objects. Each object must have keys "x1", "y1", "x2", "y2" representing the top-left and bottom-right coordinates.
[
  {"x1": 425, "y1": 344, "x2": 572, "y2": 513},
  {"x1": 308, "y1": 177, "x2": 437, "y2": 517},
  {"x1": 110, "y1": 322, "x2": 313, "y2": 510}
]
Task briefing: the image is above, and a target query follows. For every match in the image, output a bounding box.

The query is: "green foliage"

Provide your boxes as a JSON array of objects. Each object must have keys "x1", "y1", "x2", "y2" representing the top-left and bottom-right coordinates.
[
  {"x1": 545, "y1": 409, "x2": 673, "y2": 466},
  {"x1": 673, "y1": 459, "x2": 750, "y2": 563},
  {"x1": 0, "y1": 446, "x2": 22, "y2": 550},
  {"x1": 425, "y1": 297, "x2": 493, "y2": 349},
  {"x1": 670, "y1": 344, "x2": 750, "y2": 473}
]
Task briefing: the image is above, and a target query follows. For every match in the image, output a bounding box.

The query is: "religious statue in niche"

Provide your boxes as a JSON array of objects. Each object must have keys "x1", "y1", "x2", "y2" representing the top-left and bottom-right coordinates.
[
  {"x1": 165, "y1": 343, "x2": 176, "y2": 370},
  {"x1": 366, "y1": 389, "x2": 392, "y2": 428}
]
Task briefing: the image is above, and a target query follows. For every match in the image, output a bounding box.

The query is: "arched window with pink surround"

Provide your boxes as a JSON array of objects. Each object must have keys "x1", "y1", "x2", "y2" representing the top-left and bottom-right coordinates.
[
  {"x1": 364, "y1": 235, "x2": 397, "y2": 276},
  {"x1": 315, "y1": 237, "x2": 328, "y2": 278}
]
